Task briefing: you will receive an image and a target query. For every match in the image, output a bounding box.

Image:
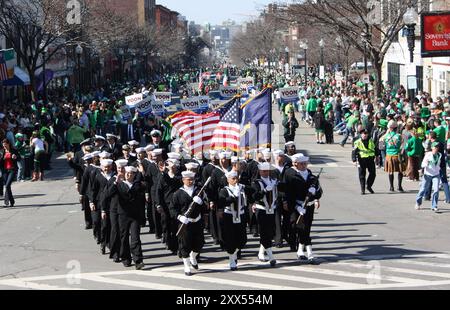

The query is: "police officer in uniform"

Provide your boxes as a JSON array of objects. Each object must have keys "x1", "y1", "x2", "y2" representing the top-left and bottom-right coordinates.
[
  {"x1": 352, "y1": 129, "x2": 377, "y2": 195},
  {"x1": 218, "y1": 170, "x2": 248, "y2": 271},
  {"x1": 250, "y1": 162, "x2": 278, "y2": 267},
  {"x1": 78, "y1": 151, "x2": 94, "y2": 230},
  {"x1": 171, "y1": 171, "x2": 206, "y2": 276}
]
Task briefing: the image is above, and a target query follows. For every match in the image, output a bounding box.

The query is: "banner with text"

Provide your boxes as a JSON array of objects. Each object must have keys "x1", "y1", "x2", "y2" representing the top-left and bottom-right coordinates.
[
  {"x1": 220, "y1": 86, "x2": 239, "y2": 99},
  {"x1": 279, "y1": 87, "x2": 299, "y2": 103}
]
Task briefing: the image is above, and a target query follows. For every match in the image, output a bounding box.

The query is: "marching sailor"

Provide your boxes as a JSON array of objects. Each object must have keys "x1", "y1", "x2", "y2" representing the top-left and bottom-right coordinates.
[
  {"x1": 171, "y1": 171, "x2": 206, "y2": 276},
  {"x1": 250, "y1": 162, "x2": 278, "y2": 267},
  {"x1": 218, "y1": 170, "x2": 248, "y2": 271},
  {"x1": 283, "y1": 154, "x2": 323, "y2": 263}
]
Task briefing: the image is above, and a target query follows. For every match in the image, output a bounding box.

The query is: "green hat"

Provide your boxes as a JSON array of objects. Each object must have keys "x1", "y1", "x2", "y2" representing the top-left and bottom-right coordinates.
[
  {"x1": 15, "y1": 133, "x2": 24, "y2": 139},
  {"x1": 432, "y1": 142, "x2": 440, "y2": 148},
  {"x1": 442, "y1": 112, "x2": 447, "y2": 117},
  {"x1": 379, "y1": 119, "x2": 388, "y2": 129}
]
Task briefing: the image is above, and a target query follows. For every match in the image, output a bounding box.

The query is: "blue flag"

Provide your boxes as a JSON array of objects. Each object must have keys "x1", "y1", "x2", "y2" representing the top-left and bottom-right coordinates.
[{"x1": 240, "y1": 88, "x2": 272, "y2": 149}]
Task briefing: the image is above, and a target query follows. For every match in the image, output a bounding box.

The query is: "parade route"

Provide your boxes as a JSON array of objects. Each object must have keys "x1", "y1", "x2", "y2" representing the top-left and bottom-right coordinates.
[{"x1": 1, "y1": 106, "x2": 450, "y2": 290}]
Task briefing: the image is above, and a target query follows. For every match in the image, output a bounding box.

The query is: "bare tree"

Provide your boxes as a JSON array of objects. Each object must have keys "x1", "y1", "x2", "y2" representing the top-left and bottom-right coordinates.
[
  {"x1": 275, "y1": 0, "x2": 424, "y2": 97},
  {"x1": 0, "y1": 0, "x2": 82, "y2": 98}
]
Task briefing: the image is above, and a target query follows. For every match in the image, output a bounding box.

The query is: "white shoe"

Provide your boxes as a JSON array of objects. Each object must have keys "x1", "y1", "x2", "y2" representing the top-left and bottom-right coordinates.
[
  {"x1": 266, "y1": 248, "x2": 276, "y2": 267},
  {"x1": 415, "y1": 204, "x2": 421, "y2": 210},
  {"x1": 229, "y1": 255, "x2": 237, "y2": 271},
  {"x1": 189, "y1": 252, "x2": 199, "y2": 270},
  {"x1": 306, "y1": 245, "x2": 315, "y2": 260},
  {"x1": 258, "y1": 245, "x2": 267, "y2": 262},
  {"x1": 182, "y1": 258, "x2": 192, "y2": 276},
  {"x1": 297, "y1": 244, "x2": 307, "y2": 260}
]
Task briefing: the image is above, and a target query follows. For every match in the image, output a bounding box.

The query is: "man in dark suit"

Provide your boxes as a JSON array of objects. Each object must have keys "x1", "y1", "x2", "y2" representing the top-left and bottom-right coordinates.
[
  {"x1": 106, "y1": 134, "x2": 123, "y2": 161},
  {"x1": 121, "y1": 119, "x2": 140, "y2": 144}
]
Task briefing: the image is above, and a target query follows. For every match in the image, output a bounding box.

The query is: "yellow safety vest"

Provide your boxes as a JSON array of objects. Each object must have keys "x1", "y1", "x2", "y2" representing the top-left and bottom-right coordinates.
[{"x1": 354, "y1": 139, "x2": 375, "y2": 158}]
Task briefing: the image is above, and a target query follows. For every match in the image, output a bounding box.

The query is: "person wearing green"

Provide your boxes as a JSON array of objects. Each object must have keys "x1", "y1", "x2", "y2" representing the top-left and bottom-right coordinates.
[
  {"x1": 384, "y1": 120, "x2": 405, "y2": 192},
  {"x1": 15, "y1": 133, "x2": 27, "y2": 182},
  {"x1": 306, "y1": 95, "x2": 318, "y2": 126},
  {"x1": 340, "y1": 111, "x2": 360, "y2": 147},
  {"x1": 352, "y1": 128, "x2": 377, "y2": 195},
  {"x1": 405, "y1": 129, "x2": 424, "y2": 181},
  {"x1": 433, "y1": 118, "x2": 446, "y2": 144},
  {"x1": 67, "y1": 119, "x2": 88, "y2": 152}
]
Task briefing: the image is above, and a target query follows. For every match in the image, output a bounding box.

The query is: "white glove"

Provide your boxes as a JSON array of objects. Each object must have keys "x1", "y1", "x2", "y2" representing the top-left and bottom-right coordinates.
[
  {"x1": 308, "y1": 187, "x2": 316, "y2": 195},
  {"x1": 193, "y1": 196, "x2": 203, "y2": 205},
  {"x1": 296, "y1": 206, "x2": 306, "y2": 216},
  {"x1": 265, "y1": 186, "x2": 273, "y2": 192},
  {"x1": 177, "y1": 215, "x2": 189, "y2": 225}
]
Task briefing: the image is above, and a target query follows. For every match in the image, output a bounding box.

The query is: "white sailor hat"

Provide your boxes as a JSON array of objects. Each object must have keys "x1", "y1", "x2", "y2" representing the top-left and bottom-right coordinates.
[
  {"x1": 292, "y1": 153, "x2": 310, "y2": 163},
  {"x1": 100, "y1": 159, "x2": 114, "y2": 166},
  {"x1": 94, "y1": 135, "x2": 106, "y2": 141},
  {"x1": 219, "y1": 151, "x2": 232, "y2": 159},
  {"x1": 136, "y1": 147, "x2": 146, "y2": 153},
  {"x1": 83, "y1": 153, "x2": 94, "y2": 161},
  {"x1": 225, "y1": 170, "x2": 238, "y2": 178},
  {"x1": 262, "y1": 150, "x2": 272, "y2": 160},
  {"x1": 99, "y1": 151, "x2": 111, "y2": 158},
  {"x1": 273, "y1": 150, "x2": 285, "y2": 157},
  {"x1": 80, "y1": 139, "x2": 92, "y2": 146},
  {"x1": 151, "y1": 129, "x2": 162, "y2": 137},
  {"x1": 182, "y1": 171, "x2": 196, "y2": 179},
  {"x1": 106, "y1": 133, "x2": 118, "y2": 139},
  {"x1": 125, "y1": 166, "x2": 138, "y2": 173},
  {"x1": 91, "y1": 151, "x2": 101, "y2": 157},
  {"x1": 185, "y1": 162, "x2": 199, "y2": 170},
  {"x1": 145, "y1": 145, "x2": 155, "y2": 152},
  {"x1": 285, "y1": 141, "x2": 295, "y2": 147},
  {"x1": 152, "y1": 149, "x2": 163, "y2": 156},
  {"x1": 128, "y1": 140, "x2": 139, "y2": 146},
  {"x1": 231, "y1": 156, "x2": 239, "y2": 163},
  {"x1": 208, "y1": 149, "x2": 218, "y2": 158},
  {"x1": 258, "y1": 162, "x2": 275, "y2": 171},
  {"x1": 168, "y1": 152, "x2": 182, "y2": 160},
  {"x1": 166, "y1": 158, "x2": 180, "y2": 166},
  {"x1": 115, "y1": 159, "x2": 128, "y2": 167}
]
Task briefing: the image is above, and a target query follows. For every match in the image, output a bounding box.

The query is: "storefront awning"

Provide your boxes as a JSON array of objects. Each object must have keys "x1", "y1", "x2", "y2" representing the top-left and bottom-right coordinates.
[{"x1": 1, "y1": 66, "x2": 30, "y2": 86}]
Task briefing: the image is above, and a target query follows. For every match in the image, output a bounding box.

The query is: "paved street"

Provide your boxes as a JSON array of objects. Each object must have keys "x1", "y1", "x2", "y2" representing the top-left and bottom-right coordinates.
[{"x1": 1, "y1": 106, "x2": 450, "y2": 290}]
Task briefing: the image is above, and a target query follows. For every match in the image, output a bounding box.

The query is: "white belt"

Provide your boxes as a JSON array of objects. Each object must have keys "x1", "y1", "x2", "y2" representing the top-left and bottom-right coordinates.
[
  {"x1": 188, "y1": 215, "x2": 202, "y2": 223},
  {"x1": 255, "y1": 204, "x2": 277, "y2": 211},
  {"x1": 224, "y1": 209, "x2": 245, "y2": 215}
]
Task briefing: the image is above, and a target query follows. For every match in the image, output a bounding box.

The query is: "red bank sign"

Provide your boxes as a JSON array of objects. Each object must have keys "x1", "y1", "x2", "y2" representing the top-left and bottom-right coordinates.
[{"x1": 421, "y1": 11, "x2": 450, "y2": 58}]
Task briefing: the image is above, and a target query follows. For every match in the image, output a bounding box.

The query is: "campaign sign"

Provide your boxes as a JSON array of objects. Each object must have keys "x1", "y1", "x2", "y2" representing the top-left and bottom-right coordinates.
[
  {"x1": 198, "y1": 96, "x2": 210, "y2": 111},
  {"x1": 125, "y1": 93, "x2": 143, "y2": 108},
  {"x1": 135, "y1": 96, "x2": 153, "y2": 116},
  {"x1": 154, "y1": 92, "x2": 172, "y2": 103},
  {"x1": 181, "y1": 97, "x2": 200, "y2": 111},
  {"x1": 220, "y1": 86, "x2": 239, "y2": 99},
  {"x1": 280, "y1": 87, "x2": 299, "y2": 103},
  {"x1": 238, "y1": 77, "x2": 254, "y2": 94},
  {"x1": 151, "y1": 101, "x2": 166, "y2": 116},
  {"x1": 209, "y1": 100, "x2": 228, "y2": 111},
  {"x1": 121, "y1": 105, "x2": 132, "y2": 121}
]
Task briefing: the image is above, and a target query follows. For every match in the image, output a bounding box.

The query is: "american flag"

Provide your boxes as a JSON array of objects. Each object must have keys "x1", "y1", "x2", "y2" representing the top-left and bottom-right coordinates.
[
  {"x1": 170, "y1": 110, "x2": 221, "y2": 155},
  {"x1": 211, "y1": 98, "x2": 241, "y2": 151},
  {"x1": 0, "y1": 52, "x2": 8, "y2": 81}
]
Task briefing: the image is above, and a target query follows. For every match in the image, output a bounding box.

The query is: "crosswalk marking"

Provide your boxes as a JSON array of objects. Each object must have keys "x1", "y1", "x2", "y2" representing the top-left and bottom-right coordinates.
[
  {"x1": 80, "y1": 274, "x2": 190, "y2": 290},
  {"x1": 0, "y1": 279, "x2": 86, "y2": 290},
  {"x1": 394, "y1": 259, "x2": 450, "y2": 269}
]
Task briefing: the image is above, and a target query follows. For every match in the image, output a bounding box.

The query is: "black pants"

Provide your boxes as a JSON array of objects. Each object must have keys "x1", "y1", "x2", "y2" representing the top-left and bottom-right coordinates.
[
  {"x1": 255, "y1": 209, "x2": 275, "y2": 249},
  {"x1": 82, "y1": 195, "x2": 92, "y2": 226},
  {"x1": 119, "y1": 214, "x2": 143, "y2": 263},
  {"x1": 152, "y1": 202, "x2": 163, "y2": 237},
  {"x1": 91, "y1": 208, "x2": 102, "y2": 242},
  {"x1": 284, "y1": 134, "x2": 295, "y2": 144},
  {"x1": 248, "y1": 206, "x2": 259, "y2": 234},
  {"x1": 209, "y1": 209, "x2": 219, "y2": 241},
  {"x1": 101, "y1": 211, "x2": 111, "y2": 249},
  {"x1": 359, "y1": 157, "x2": 376, "y2": 191},
  {"x1": 109, "y1": 210, "x2": 121, "y2": 259},
  {"x1": 146, "y1": 201, "x2": 155, "y2": 231},
  {"x1": 178, "y1": 220, "x2": 204, "y2": 258},
  {"x1": 274, "y1": 206, "x2": 283, "y2": 245},
  {"x1": 222, "y1": 213, "x2": 247, "y2": 255},
  {"x1": 297, "y1": 205, "x2": 315, "y2": 246}
]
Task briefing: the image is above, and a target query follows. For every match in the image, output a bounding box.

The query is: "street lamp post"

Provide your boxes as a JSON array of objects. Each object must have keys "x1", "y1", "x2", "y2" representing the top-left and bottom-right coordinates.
[
  {"x1": 75, "y1": 44, "x2": 83, "y2": 102},
  {"x1": 118, "y1": 48, "x2": 124, "y2": 83},
  {"x1": 300, "y1": 41, "x2": 308, "y2": 87},
  {"x1": 143, "y1": 52, "x2": 148, "y2": 81},
  {"x1": 285, "y1": 46, "x2": 290, "y2": 70},
  {"x1": 40, "y1": 43, "x2": 48, "y2": 104},
  {"x1": 319, "y1": 39, "x2": 325, "y2": 67},
  {"x1": 403, "y1": 6, "x2": 419, "y2": 63},
  {"x1": 361, "y1": 31, "x2": 371, "y2": 97}
]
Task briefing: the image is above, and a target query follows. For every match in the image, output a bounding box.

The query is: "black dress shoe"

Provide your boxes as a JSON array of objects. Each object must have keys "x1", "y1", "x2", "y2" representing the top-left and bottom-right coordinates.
[
  {"x1": 85, "y1": 224, "x2": 92, "y2": 230},
  {"x1": 185, "y1": 272, "x2": 192, "y2": 276},
  {"x1": 389, "y1": 187, "x2": 395, "y2": 192},
  {"x1": 298, "y1": 255, "x2": 308, "y2": 261},
  {"x1": 270, "y1": 260, "x2": 277, "y2": 267},
  {"x1": 113, "y1": 257, "x2": 121, "y2": 263},
  {"x1": 135, "y1": 262, "x2": 145, "y2": 270},
  {"x1": 122, "y1": 260, "x2": 132, "y2": 267},
  {"x1": 398, "y1": 187, "x2": 405, "y2": 193},
  {"x1": 361, "y1": 191, "x2": 366, "y2": 195},
  {"x1": 100, "y1": 245, "x2": 106, "y2": 255},
  {"x1": 155, "y1": 234, "x2": 162, "y2": 240},
  {"x1": 230, "y1": 266, "x2": 237, "y2": 271},
  {"x1": 367, "y1": 187, "x2": 375, "y2": 194}
]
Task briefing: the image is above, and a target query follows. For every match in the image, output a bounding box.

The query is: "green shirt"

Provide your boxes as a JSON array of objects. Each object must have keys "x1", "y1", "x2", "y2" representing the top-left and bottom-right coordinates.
[
  {"x1": 384, "y1": 131, "x2": 402, "y2": 156},
  {"x1": 67, "y1": 125, "x2": 88, "y2": 145},
  {"x1": 433, "y1": 125, "x2": 446, "y2": 144},
  {"x1": 405, "y1": 137, "x2": 424, "y2": 157},
  {"x1": 306, "y1": 98, "x2": 317, "y2": 113}
]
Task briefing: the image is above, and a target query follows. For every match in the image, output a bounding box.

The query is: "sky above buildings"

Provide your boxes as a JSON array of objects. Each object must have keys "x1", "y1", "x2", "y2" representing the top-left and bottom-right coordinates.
[{"x1": 157, "y1": 0, "x2": 275, "y2": 25}]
